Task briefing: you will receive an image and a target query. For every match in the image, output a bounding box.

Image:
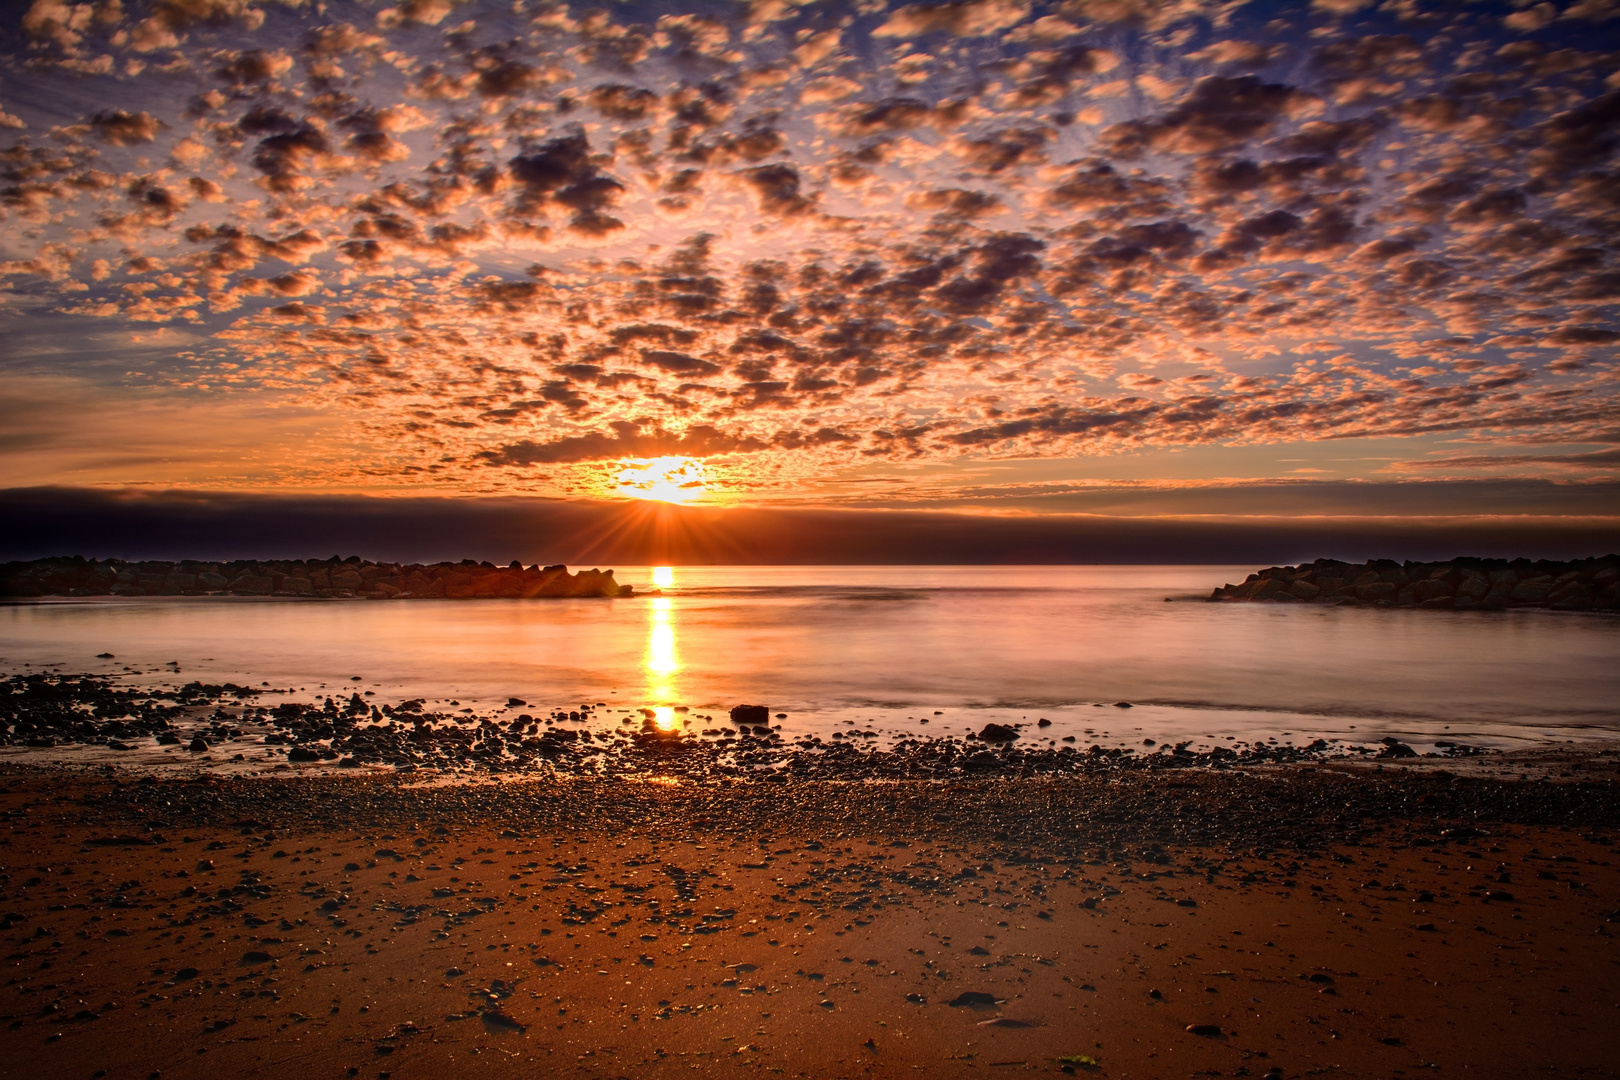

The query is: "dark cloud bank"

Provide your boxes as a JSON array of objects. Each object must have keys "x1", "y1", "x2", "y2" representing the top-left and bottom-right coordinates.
[{"x1": 3, "y1": 487, "x2": 1615, "y2": 566}]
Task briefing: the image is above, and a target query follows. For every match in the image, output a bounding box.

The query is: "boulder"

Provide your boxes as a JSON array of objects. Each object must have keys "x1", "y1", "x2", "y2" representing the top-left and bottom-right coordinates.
[
  {"x1": 978, "y1": 723, "x2": 1018, "y2": 742},
  {"x1": 729, "y1": 704, "x2": 770, "y2": 725}
]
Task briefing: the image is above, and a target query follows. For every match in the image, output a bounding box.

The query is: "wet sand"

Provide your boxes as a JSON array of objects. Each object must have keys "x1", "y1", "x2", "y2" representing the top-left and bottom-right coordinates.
[{"x1": 3, "y1": 760, "x2": 1619, "y2": 1079}]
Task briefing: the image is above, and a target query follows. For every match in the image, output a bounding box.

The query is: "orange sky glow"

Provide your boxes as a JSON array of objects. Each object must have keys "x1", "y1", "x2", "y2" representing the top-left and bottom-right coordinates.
[{"x1": 0, "y1": 0, "x2": 1615, "y2": 525}]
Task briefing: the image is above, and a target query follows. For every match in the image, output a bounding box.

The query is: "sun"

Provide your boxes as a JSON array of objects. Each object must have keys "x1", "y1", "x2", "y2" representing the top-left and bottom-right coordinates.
[{"x1": 616, "y1": 456, "x2": 711, "y2": 504}]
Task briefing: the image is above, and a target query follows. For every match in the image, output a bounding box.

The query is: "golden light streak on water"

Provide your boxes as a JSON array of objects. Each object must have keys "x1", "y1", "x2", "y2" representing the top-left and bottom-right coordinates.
[{"x1": 645, "y1": 595, "x2": 679, "y2": 708}]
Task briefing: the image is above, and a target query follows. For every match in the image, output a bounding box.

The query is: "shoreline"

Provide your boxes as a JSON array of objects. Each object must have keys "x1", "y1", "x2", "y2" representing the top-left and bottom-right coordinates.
[
  {"x1": 3, "y1": 763, "x2": 1617, "y2": 1079},
  {"x1": 12, "y1": 670, "x2": 1618, "y2": 784}
]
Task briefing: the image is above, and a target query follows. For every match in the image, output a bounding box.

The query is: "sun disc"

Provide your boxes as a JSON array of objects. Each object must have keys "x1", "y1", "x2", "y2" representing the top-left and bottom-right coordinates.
[{"x1": 616, "y1": 456, "x2": 710, "y2": 504}]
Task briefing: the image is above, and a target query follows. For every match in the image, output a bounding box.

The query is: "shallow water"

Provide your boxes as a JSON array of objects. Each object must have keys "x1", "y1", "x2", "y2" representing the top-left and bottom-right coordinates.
[{"x1": 3, "y1": 565, "x2": 1618, "y2": 755}]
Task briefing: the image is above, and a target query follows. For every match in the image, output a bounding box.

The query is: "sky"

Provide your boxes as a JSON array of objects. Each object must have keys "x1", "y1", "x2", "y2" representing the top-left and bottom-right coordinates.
[{"x1": 0, "y1": 0, "x2": 1617, "y2": 542}]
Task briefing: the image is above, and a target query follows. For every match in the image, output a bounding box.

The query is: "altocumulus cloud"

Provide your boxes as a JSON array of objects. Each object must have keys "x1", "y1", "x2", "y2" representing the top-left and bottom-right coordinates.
[{"x1": 0, "y1": 0, "x2": 1615, "y2": 497}]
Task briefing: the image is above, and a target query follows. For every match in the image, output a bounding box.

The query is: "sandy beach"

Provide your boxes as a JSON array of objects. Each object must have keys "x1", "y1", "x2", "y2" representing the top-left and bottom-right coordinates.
[{"x1": 4, "y1": 756, "x2": 1617, "y2": 1080}]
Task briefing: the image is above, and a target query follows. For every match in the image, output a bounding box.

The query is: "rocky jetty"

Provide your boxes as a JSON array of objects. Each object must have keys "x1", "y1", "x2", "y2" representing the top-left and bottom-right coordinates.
[
  {"x1": 1210, "y1": 555, "x2": 1620, "y2": 610},
  {"x1": 0, "y1": 556, "x2": 631, "y2": 599}
]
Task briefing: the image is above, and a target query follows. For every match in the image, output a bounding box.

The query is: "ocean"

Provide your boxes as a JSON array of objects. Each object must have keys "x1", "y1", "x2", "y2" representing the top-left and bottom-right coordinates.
[{"x1": 3, "y1": 565, "x2": 1617, "y2": 757}]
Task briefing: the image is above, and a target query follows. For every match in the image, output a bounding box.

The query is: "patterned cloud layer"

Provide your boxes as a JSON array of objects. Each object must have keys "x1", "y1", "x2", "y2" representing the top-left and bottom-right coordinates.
[{"x1": 1, "y1": 0, "x2": 1617, "y2": 498}]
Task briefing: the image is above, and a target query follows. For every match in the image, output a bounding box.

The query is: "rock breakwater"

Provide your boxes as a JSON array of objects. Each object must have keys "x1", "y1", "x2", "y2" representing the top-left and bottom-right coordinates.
[
  {"x1": 1209, "y1": 555, "x2": 1620, "y2": 610},
  {"x1": 0, "y1": 556, "x2": 631, "y2": 599}
]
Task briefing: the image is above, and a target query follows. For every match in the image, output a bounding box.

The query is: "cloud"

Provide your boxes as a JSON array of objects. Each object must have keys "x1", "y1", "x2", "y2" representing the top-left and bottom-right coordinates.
[
  {"x1": 1391, "y1": 449, "x2": 1620, "y2": 472},
  {"x1": 88, "y1": 110, "x2": 161, "y2": 145},
  {"x1": 0, "y1": 0, "x2": 1614, "y2": 503},
  {"x1": 478, "y1": 422, "x2": 771, "y2": 465},
  {"x1": 875, "y1": 1, "x2": 1031, "y2": 39}
]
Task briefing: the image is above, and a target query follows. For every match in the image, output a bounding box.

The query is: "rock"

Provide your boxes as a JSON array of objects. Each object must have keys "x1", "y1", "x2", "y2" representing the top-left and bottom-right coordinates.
[
  {"x1": 1208, "y1": 556, "x2": 1620, "y2": 612},
  {"x1": 1186, "y1": 1024, "x2": 1223, "y2": 1037},
  {"x1": 978, "y1": 723, "x2": 1018, "y2": 742},
  {"x1": 481, "y1": 1010, "x2": 526, "y2": 1033},
  {"x1": 1377, "y1": 740, "x2": 1417, "y2": 759},
  {"x1": 288, "y1": 747, "x2": 321, "y2": 762},
  {"x1": 947, "y1": 991, "x2": 1000, "y2": 1008},
  {"x1": 188, "y1": 736, "x2": 210, "y2": 752},
  {"x1": 240, "y1": 950, "x2": 274, "y2": 965},
  {"x1": 730, "y1": 704, "x2": 770, "y2": 725}
]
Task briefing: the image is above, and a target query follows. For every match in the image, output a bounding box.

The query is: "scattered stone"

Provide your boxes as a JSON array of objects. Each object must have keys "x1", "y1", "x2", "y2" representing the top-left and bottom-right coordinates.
[
  {"x1": 947, "y1": 991, "x2": 1000, "y2": 1008},
  {"x1": 481, "y1": 1011, "x2": 526, "y2": 1033}
]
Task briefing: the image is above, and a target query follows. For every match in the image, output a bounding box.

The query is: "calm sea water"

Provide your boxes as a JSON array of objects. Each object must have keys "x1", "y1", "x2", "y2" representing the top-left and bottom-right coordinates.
[{"x1": 3, "y1": 565, "x2": 1618, "y2": 754}]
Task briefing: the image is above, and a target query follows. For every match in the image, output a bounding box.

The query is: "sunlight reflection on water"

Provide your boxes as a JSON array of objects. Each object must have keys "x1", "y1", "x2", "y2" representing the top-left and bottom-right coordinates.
[{"x1": 2, "y1": 565, "x2": 1617, "y2": 751}]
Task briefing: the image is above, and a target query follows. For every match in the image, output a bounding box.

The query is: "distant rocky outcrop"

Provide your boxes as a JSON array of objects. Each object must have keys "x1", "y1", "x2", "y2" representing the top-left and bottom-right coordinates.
[
  {"x1": 1209, "y1": 556, "x2": 1620, "y2": 611},
  {"x1": 0, "y1": 557, "x2": 632, "y2": 599}
]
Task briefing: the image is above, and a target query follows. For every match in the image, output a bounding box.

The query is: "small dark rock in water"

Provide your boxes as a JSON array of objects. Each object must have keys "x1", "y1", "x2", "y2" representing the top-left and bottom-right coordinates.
[
  {"x1": 96, "y1": 652, "x2": 114, "y2": 658},
  {"x1": 507, "y1": 698, "x2": 526, "y2": 707},
  {"x1": 1378, "y1": 739, "x2": 1418, "y2": 759},
  {"x1": 1037, "y1": 718, "x2": 1052, "y2": 727},
  {"x1": 948, "y1": 991, "x2": 1000, "y2": 1008},
  {"x1": 1143, "y1": 738, "x2": 1156, "y2": 746},
  {"x1": 978, "y1": 723, "x2": 1018, "y2": 742},
  {"x1": 188, "y1": 736, "x2": 209, "y2": 752},
  {"x1": 1114, "y1": 702, "x2": 1133, "y2": 709},
  {"x1": 288, "y1": 747, "x2": 321, "y2": 762},
  {"x1": 730, "y1": 704, "x2": 770, "y2": 725},
  {"x1": 1187, "y1": 1024, "x2": 1223, "y2": 1037}
]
